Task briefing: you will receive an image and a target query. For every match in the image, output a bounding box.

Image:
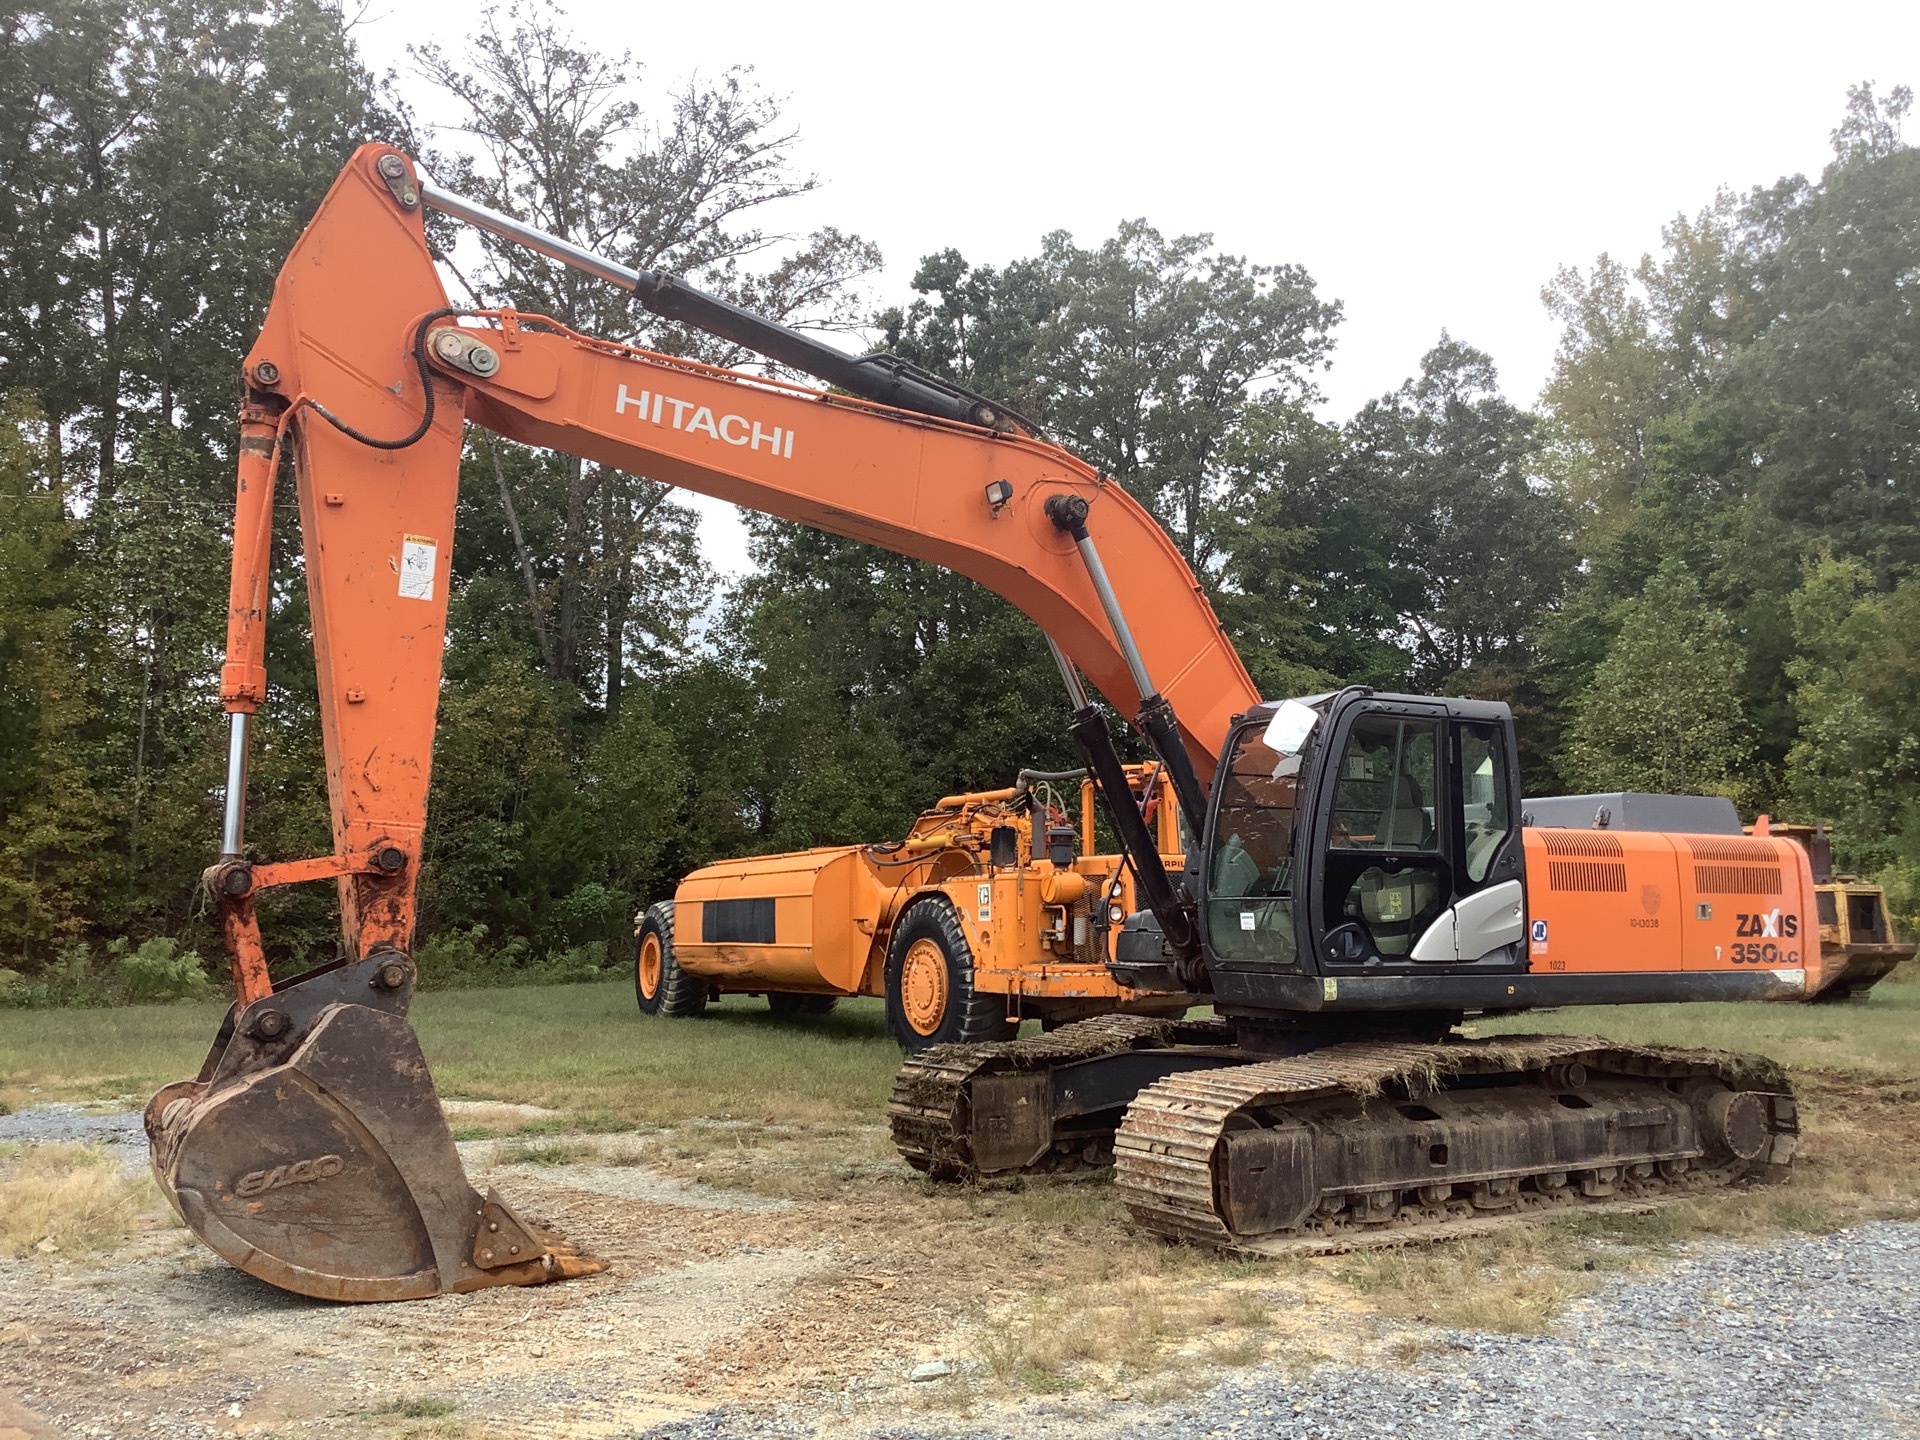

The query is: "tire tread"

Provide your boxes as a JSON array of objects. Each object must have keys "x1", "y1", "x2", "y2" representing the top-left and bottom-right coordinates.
[{"x1": 884, "y1": 896, "x2": 1015, "y2": 1050}]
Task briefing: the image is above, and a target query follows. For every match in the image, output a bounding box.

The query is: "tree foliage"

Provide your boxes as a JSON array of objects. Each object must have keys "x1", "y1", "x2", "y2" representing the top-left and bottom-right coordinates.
[
  {"x1": 1538, "y1": 80, "x2": 1920, "y2": 898},
  {"x1": 1560, "y1": 564, "x2": 1755, "y2": 798},
  {"x1": 4, "y1": 16, "x2": 1918, "y2": 994}
]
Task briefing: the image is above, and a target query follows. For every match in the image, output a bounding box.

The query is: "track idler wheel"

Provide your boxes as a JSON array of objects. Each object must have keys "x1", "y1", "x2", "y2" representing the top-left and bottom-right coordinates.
[{"x1": 144, "y1": 951, "x2": 604, "y2": 1302}]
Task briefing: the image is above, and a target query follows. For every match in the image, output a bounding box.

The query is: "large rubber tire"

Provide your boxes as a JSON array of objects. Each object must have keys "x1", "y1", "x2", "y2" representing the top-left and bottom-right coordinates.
[
  {"x1": 634, "y1": 902, "x2": 706, "y2": 1018},
  {"x1": 767, "y1": 992, "x2": 840, "y2": 1018},
  {"x1": 884, "y1": 897, "x2": 1017, "y2": 1052}
]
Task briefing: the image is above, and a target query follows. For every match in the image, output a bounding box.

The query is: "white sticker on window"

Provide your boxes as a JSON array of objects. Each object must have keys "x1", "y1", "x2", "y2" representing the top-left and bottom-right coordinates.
[
  {"x1": 1239, "y1": 910, "x2": 1256, "y2": 931},
  {"x1": 977, "y1": 883, "x2": 992, "y2": 924},
  {"x1": 399, "y1": 534, "x2": 437, "y2": 601}
]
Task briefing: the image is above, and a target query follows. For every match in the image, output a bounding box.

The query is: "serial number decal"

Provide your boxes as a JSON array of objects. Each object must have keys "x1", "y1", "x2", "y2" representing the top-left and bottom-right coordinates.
[{"x1": 235, "y1": 1154, "x2": 344, "y2": 1198}]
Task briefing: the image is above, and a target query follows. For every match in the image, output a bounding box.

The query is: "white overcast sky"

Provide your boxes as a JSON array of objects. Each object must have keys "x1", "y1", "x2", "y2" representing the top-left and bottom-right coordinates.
[{"x1": 351, "y1": 1, "x2": 1919, "y2": 575}]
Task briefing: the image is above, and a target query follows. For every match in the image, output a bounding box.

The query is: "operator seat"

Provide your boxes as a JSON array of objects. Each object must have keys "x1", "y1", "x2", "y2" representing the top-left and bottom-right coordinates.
[{"x1": 1214, "y1": 833, "x2": 1262, "y2": 897}]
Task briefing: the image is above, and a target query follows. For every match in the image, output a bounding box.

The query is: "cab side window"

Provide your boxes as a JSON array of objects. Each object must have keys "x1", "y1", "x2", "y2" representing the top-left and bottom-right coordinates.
[
  {"x1": 1329, "y1": 717, "x2": 1438, "y2": 853},
  {"x1": 1458, "y1": 722, "x2": 1511, "y2": 885},
  {"x1": 1323, "y1": 716, "x2": 1444, "y2": 959}
]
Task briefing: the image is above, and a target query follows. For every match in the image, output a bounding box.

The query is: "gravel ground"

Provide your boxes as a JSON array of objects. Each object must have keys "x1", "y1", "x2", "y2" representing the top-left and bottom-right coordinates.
[
  {"x1": 650, "y1": 1220, "x2": 1920, "y2": 1440},
  {"x1": 0, "y1": 1100, "x2": 146, "y2": 1171},
  {"x1": 7, "y1": 1097, "x2": 1916, "y2": 1439}
]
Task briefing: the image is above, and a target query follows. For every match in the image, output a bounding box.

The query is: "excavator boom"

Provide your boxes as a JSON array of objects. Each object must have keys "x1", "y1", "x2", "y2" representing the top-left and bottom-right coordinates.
[{"x1": 150, "y1": 145, "x2": 1256, "y2": 1301}]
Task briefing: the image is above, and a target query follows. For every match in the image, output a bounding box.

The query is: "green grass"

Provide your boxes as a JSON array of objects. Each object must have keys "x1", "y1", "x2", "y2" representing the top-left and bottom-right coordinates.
[
  {"x1": 1470, "y1": 980, "x2": 1920, "y2": 1080},
  {"x1": 5, "y1": 976, "x2": 1917, "y2": 1119},
  {"x1": 0, "y1": 999, "x2": 226, "y2": 1108},
  {"x1": 370, "y1": 1398, "x2": 459, "y2": 1420},
  {"x1": 0, "y1": 983, "x2": 906, "y2": 1122}
]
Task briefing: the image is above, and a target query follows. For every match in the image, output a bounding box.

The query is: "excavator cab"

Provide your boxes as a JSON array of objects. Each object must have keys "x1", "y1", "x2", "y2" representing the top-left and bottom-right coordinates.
[{"x1": 1196, "y1": 689, "x2": 1529, "y2": 1013}]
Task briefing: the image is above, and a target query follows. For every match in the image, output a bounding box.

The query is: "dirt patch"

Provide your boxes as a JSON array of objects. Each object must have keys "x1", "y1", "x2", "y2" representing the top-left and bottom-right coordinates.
[
  {"x1": 0, "y1": 1114, "x2": 1329, "y2": 1437},
  {"x1": 5, "y1": 1067, "x2": 1919, "y2": 1438},
  {"x1": 0, "y1": 1156, "x2": 842, "y2": 1438}
]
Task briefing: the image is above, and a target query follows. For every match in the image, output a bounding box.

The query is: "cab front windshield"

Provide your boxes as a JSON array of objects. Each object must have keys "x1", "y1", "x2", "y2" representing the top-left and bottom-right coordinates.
[{"x1": 1206, "y1": 718, "x2": 1310, "y2": 964}]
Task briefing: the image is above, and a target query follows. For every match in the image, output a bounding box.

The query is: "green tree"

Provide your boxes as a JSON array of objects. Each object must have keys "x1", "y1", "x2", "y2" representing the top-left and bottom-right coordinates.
[
  {"x1": 1220, "y1": 338, "x2": 1570, "y2": 735},
  {"x1": 1561, "y1": 563, "x2": 1755, "y2": 798},
  {"x1": 1783, "y1": 553, "x2": 1920, "y2": 870},
  {"x1": 1538, "y1": 82, "x2": 1920, "y2": 797},
  {"x1": 883, "y1": 227, "x2": 1340, "y2": 569},
  {"x1": 722, "y1": 515, "x2": 1068, "y2": 847},
  {"x1": 723, "y1": 223, "x2": 1346, "y2": 840},
  {"x1": 1205, "y1": 396, "x2": 1345, "y2": 699},
  {"x1": 0, "y1": 402, "x2": 106, "y2": 960},
  {"x1": 0, "y1": 0, "x2": 389, "y2": 974},
  {"x1": 1346, "y1": 337, "x2": 1571, "y2": 692},
  {"x1": 414, "y1": 1, "x2": 876, "y2": 703},
  {"x1": 402, "y1": 4, "x2": 887, "y2": 950}
]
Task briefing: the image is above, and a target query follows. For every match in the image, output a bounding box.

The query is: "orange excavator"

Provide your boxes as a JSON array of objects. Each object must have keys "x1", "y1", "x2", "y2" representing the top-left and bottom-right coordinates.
[{"x1": 153, "y1": 145, "x2": 1809, "y2": 1302}]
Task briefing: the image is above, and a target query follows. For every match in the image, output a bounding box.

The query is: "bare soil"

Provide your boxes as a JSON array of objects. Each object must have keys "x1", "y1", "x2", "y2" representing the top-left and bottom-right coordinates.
[
  {"x1": 3, "y1": 1071, "x2": 1918, "y2": 1439},
  {"x1": 0, "y1": 1110, "x2": 1358, "y2": 1439}
]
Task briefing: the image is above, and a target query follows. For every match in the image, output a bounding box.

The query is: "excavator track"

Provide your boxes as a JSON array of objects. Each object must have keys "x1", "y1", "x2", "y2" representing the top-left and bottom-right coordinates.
[
  {"x1": 1115, "y1": 1034, "x2": 1798, "y2": 1257},
  {"x1": 889, "y1": 1014, "x2": 1232, "y2": 1179}
]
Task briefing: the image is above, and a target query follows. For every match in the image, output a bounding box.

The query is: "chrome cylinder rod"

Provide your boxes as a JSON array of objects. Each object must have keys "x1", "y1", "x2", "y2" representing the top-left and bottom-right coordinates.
[
  {"x1": 1042, "y1": 493, "x2": 1210, "y2": 838},
  {"x1": 220, "y1": 712, "x2": 250, "y2": 858},
  {"x1": 1069, "y1": 531, "x2": 1156, "y2": 702},
  {"x1": 419, "y1": 180, "x2": 641, "y2": 289}
]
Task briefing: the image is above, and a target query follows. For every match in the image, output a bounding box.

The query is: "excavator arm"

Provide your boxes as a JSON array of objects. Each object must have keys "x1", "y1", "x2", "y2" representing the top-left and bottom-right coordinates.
[
  {"x1": 214, "y1": 146, "x2": 1255, "y2": 991},
  {"x1": 148, "y1": 145, "x2": 1257, "y2": 1301}
]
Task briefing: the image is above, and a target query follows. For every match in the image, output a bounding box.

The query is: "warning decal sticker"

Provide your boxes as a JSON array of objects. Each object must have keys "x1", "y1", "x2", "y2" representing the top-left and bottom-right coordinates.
[{"x1": 399, "y1": 534, "x2": 437, "y2": 601}]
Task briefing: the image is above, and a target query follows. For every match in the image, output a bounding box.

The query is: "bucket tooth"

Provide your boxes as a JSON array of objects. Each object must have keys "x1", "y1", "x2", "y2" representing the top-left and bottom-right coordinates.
[{"x1": 145, "y1": 953, "x2": 604, "y2": 1302}]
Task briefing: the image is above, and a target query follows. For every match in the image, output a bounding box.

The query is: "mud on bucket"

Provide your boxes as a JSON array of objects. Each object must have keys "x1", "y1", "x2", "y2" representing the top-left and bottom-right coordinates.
[{"x1": 145, "y1": 950, "x2": 603, "y2": 1302}]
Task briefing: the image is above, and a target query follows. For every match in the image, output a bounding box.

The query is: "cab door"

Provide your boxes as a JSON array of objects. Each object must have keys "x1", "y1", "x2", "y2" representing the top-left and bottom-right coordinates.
[
  {"x1": 1430, "y1": 716, "x2": 1527, "y2": 963},
  {"x1": 1304, "y1": 696, "x2": 1526, "y2": 974}
]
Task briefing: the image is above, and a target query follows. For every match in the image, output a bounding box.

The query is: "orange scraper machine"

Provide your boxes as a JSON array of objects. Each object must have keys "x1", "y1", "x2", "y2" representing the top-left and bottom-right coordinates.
[
  {"x1": 152, "y1": 145, "x2": 1253, "y2": 1301},
  {"x1": 647, "y1": 761, "x2": 1192, "y2": 1049}
]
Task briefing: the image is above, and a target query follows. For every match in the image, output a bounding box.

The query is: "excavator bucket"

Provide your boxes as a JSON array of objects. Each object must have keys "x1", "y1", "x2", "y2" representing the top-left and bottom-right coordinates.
[{"x1": 144, "y1": 951, "x2": 603, "y2": 1302}]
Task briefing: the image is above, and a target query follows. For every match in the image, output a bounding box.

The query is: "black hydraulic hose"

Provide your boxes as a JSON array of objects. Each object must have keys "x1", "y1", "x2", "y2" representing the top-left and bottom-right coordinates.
[
  {"x1": 418, "y1": 177, "x2": 1041, "y2": 435},
  {"x1": 1014, "y1": 767, "x2": 1088, "y2": 794},
  {"x1": 304, "y1": 308, "x2": 459, "y2": 450},
  {"x1": 1133, "y1": 694, "x2": 1209, "y2": 840}
]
